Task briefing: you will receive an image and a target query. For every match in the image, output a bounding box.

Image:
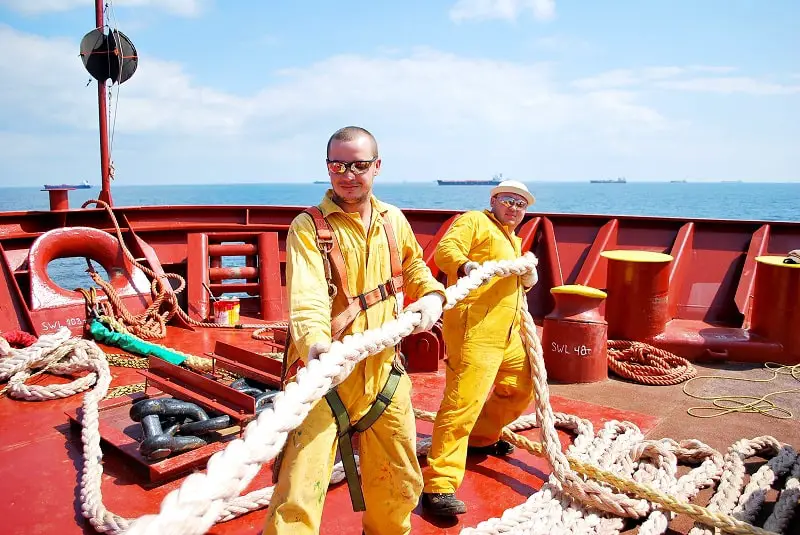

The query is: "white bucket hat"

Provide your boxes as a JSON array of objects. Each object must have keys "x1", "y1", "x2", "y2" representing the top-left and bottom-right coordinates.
[{"x1": 490, "y1": 180, "x2": 535, "y2": 205}]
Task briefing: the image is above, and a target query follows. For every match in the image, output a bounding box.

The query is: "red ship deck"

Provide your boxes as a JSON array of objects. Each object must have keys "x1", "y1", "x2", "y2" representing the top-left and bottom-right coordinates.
[
  {"x1": 3, "y1": 326, "x2": 798, "y2": 535},
  {"x1": 0, "y1": 337, "x2": 659, "y2": 535},
  {"x1": 2, "y1": 204, "x2": 800, "y2": 534}
]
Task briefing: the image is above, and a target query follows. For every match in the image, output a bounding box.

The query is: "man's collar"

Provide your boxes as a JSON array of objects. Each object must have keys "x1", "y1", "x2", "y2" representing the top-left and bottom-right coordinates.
[{"x1": 320, "y1": 189, "x2": 389, "y2": 218}]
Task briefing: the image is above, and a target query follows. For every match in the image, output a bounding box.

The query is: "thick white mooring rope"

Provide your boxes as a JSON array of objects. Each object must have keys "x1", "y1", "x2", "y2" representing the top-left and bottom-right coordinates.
[
  {"x1": 2, "y1": 252, "x2": 798, "y2": 535},
  {"x1": 123, "y1": 254, "x2": 541, "y2": 535}
]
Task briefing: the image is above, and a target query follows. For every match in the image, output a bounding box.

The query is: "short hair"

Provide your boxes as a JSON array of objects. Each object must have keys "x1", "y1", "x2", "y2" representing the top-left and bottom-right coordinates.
[{"x1": 326, "y1": 126, "x2": 378, "y2": 158}]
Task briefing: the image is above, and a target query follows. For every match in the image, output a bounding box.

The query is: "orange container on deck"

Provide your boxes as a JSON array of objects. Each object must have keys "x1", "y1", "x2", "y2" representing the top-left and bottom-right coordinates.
[
  {"x1": 750, "y1": 256, "x2": 800, "y2": 360},
  {"x1": 542, "y1": 285, "x2": 608, "y2": 383},
  {"x1": 601, "y1": 250, "x2": 673, "y2": 341}
]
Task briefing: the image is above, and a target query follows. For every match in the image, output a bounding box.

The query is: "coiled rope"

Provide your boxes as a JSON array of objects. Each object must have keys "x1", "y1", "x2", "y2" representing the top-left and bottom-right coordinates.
[
  {"x1": 78, "y1": 199, "x2": 285, "y2": 340},
  {"x1": 607, "y1": 340, "x2": 697, "y2": 385},
  {"x1": 682, "y1": 362, "x2": 800, "y2": 419}
]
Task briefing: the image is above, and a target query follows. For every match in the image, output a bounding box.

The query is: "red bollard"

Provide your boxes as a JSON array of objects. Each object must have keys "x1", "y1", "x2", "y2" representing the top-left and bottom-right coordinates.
[
  {"x1": 750, "y1": 256, "x2": 800, "y2": 360},
  {"x1": 601, "y1": 250, "x2": 673, "y2": 341},
  {"x1": 542, "y1": 285, "x2": 608, "y2": 383}
]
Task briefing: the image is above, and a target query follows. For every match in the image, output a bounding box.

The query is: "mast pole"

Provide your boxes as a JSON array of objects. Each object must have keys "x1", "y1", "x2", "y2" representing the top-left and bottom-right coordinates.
[{"x1": 95, "y1": 0, "x2": 113, "y2": 205}]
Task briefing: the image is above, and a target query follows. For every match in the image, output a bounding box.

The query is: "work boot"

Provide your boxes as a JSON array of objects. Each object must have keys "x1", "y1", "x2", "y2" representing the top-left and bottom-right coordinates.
[
  {"x1": 421, "y1": 492, "x2": 467, "y2": 516},
  {"x1": 467, "y1": 439, "x2": 515, "y2": 456}
]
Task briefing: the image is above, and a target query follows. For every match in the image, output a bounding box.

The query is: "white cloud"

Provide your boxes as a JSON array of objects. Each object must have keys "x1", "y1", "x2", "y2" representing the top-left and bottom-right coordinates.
[
  {"x1": 572, "y1": 66, "x2": 799, "y2": 95},
  {"x1": 0, "y1": 0, "x2": 206, "y2": 17},
  {"x1": 0, "y1": 25, "x2": 797, "y2": 187},
  {"x1": 449, "y1": 0, "x2": 556, "y2": 23},
  {"x1": 656, "y1": 77, "x2": 800, "y2": 95},
  {"x1": 0, "y1": 27, "x2": 666, "y2": 141}
]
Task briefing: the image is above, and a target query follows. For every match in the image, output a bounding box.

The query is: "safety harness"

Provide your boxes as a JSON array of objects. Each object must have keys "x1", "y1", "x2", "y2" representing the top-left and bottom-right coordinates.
[{"x1": 281, "y1": 205, "x2": 406, "y2": 511}]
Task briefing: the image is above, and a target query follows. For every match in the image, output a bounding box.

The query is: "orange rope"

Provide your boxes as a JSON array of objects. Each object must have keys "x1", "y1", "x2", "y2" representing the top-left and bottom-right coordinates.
[
  {"x1": 79, "y1": 199, "x2": 285, "y2": 341},
  {"x1": 607, "y1": 340, "x2": 697, "y2": 386}
]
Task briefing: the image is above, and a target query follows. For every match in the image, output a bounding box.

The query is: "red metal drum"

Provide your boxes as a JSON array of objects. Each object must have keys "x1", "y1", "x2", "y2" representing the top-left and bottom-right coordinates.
[
  {"x1": 542, "y1": 284, "x2": 608, "y2": 383},
  {"x1": 750, "y1": 255, "x2": 800, "y2": 360},
  {"x1": 601, "y1": 250, "x2": 673, "y2": 341}
]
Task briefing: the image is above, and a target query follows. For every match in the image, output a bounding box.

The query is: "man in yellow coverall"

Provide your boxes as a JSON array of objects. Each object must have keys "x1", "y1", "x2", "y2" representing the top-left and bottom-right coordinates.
[
  {"x1": 421, "y1": 180, "x2": 537, "y2": 516},
  {"x1": 263, "y1": 126, "x2": 446, "y2": 535}
]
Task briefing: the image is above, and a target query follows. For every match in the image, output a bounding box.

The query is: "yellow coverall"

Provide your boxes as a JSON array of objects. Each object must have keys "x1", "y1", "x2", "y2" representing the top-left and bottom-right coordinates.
[
  {"x1": 264, "y1": 191, "x2": 445, "y2": 535},
  {"x1": 423, "y1": 209, "x2": 534, "y2": 495}
]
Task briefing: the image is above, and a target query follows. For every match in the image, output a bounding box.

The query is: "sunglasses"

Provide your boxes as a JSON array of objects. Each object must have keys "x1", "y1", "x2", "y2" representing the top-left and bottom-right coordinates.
[
  {"x1": 326, "y1": 157, "x2": 378, "y2": 175},
  {"x1": 495, "y1": 196, "x2": 528, "y2": 209}
]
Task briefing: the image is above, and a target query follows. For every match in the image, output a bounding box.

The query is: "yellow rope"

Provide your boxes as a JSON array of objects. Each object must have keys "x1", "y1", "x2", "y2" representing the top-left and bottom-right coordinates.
[{"x1": 682, "y1": 362, "x2": 800, "y2": 419}]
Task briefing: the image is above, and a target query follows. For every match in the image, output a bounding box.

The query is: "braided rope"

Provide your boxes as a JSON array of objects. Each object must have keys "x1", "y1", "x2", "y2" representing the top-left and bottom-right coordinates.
[
  {"x1": 122, "y1": 254, "x2": 542, "y2": 534},
  {"x1": 78, "y1": 199, "x2": 287, "y2": 341},
  {"x1": 607, "y1": 340, "x2": 697, "y2": 385}
]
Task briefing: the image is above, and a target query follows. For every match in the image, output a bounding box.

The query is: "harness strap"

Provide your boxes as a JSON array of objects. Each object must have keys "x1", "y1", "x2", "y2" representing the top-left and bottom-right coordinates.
[
  {"x1": 304, "y1": 206, "x2": 405, "y2": 340},
  {"x1": 324, "y1": 361, "x2": 404, "y2": 512},
  {"x1": 330, "y1": 279, "x2": 401, "y2": 340},
  {"x1": 305, "y1": 206, "x2": 341, "y2": 298}
]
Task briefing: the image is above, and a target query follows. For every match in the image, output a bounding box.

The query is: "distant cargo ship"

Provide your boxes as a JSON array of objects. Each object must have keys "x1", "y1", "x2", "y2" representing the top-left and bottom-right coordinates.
[
  {"x1": 437, "y1": 173, "x2": 505, "y2": 186},
  {"x1": 590, "y1": 177, "x2": 627, "y2": 184},
  {"x1": 313, "y1": 180, "x2": 328, "y2": 184},
  {"x1": 43, "y1": 180, "x2": 92, "y2": 190}
]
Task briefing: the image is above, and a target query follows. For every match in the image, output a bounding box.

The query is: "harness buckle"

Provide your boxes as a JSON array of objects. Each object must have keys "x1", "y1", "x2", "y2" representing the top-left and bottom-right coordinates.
[
  {"x1": 358, "y1": 293, "x2": 368, "y2": 310},
  {"x1": 385, "y1": 278, "x2": 397, "y2": 295},
  {"x1": 377, "y1": 282, "x2": 387, "y2": 300},
  {"x1": 316, "y1": 237, "x2": 334, "y2": 254}
]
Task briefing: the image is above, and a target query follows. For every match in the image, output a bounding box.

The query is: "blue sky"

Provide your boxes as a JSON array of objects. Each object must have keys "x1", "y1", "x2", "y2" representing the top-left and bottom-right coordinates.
[{"x1": 0, "y1": 0, "x2": 797, "y2": 186}]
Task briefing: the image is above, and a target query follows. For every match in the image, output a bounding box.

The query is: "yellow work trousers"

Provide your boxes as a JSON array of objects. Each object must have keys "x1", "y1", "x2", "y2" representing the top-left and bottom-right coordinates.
[
  {"x1": 423, "y1": 319, "x2": 533, "y2": 494},
  {"x1": 263, "y1": 372, "x2": 422, "y2": 535}
]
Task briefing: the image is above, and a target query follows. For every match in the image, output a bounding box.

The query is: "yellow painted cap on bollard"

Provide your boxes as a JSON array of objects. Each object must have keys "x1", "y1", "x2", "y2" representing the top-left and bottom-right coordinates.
[
  {"x1": 550, "y1": 284, "x2": 607, "y2": 299},
  {"x1": 600, "y1": 250, "x2": 673, "y2": 263}
]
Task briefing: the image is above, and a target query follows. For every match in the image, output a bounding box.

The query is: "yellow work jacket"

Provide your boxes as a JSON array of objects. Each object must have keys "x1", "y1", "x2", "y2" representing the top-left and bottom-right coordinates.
[
  {"x1": 284, "y1": 191, "x2": 445, "y2": 417},
  {"x1": 434, "y1": 210, "x2": 525, "y2": 345}
]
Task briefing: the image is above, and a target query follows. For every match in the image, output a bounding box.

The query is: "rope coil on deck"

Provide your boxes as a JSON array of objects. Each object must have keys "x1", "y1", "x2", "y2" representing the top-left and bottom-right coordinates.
[
  {"x1": 2, "y1": 254, "x2": 797, "y2": 535},
  {"x1": 607, "y1": 340, "x2": 698, "y2": 385}
]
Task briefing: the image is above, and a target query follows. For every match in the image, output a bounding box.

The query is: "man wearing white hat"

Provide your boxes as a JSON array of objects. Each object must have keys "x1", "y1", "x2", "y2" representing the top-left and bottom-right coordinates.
[{"x1": 421, "y1": 180, "x2": 537, "y2": 516}]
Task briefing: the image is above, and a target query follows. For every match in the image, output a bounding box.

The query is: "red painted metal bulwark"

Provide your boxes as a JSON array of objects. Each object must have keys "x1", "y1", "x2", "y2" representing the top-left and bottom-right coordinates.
[
  {"x1": 4, "y1": 204, "x2": 800, "y2": 363},
  {"x1": 667, "y1": 222, "x2": 695, "y2": 318},
  {"x1": 421, "y1": 213, "x2": 458, "y2": 278},
  {"x1": 573, "y1": 218, "x2": 619, "y2": 288},
  {"x1": 0, "y1": 242, "x2": 33, "y2": 333},
  {"x1": 517, "y1": 216, "x2": 542, "y2": 253},
  {"x1": 735, "y1": 224, "x2": 771, "y2": 328},
  {"x1": 186, "y1": 233, "x2": 210, "y2": 320},
  {"x1": 542, "y1": 217, "x2": 564, "y2": 287},
  {"x1": 258, "y1": 232, "x2": 284, "y2": 321}
]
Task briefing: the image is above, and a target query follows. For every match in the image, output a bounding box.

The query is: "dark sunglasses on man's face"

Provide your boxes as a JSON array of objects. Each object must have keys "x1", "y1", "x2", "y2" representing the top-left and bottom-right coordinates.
[
  {"x1": 496, "y1": 195, "x2": 528, "y2": 209},
  {"x1": 326, "y1": 157, "x2": 377, "y2": 175}
]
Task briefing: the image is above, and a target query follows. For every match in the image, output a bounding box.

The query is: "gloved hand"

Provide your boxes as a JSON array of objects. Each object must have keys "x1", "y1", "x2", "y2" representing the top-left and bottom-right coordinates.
[
  {"x1": 405, "y1": 293, "x2": 444, "y2": 334},
  {"x1": 463, "y1": 260, "x2": 491, "y2": 287},
  {"x1": 308, "y1": 341, "x2": 331, "y2": 361},
  {"x1": 463, "y1": 261, "x2": 480, "y2": 276},
  {"x1": 521, "y1": 268, "x2": 538, "y2": 289}
]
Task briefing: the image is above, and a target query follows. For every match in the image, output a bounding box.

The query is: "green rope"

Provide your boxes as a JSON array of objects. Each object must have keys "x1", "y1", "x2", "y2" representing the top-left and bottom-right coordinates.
[{"x1": 88, "y1": 319, "x2": 186, "y2": 365}]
